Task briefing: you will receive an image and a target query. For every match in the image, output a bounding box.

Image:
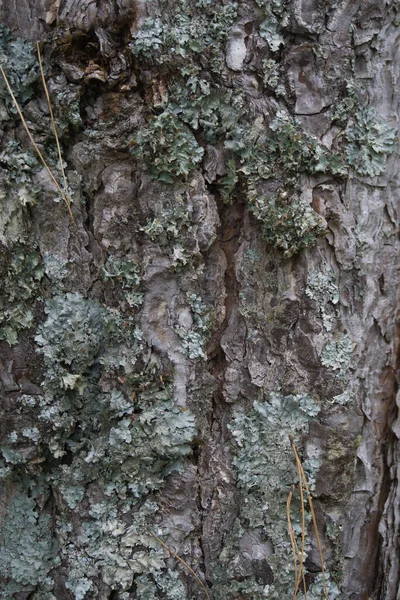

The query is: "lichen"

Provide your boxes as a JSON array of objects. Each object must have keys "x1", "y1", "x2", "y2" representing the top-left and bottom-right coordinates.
[
  {"x1": 59, "y1": 499, "x2": 189, "y2": 599},
  {"x1": 130, "y1": 111, "x2": 204, "y2": 182},
  {"x1": 0, "y1": 243, "x2": 44, "y2": 345},
  {"x1": 175, "y1": 293, "x2": 212, "y2": 359},
  {"x1": 0, "y1": 25, "x2": 38, "y2": 112},
  {"x1": 34, "y1": 292, "x2": 109, "y2": 393},
  {"x1": 321, "y1": 333, "x2": 353, "y2": 378},
  {"x1": 306, "y1": 269, "x2": 339, "y2": 332},
  {"x1": 212, "y1": 392, "x2": 322, "y2": 599},
  {"x1": 131, "y1": 3, "x2": 237, "y2": 73},
  {"x1": 345, "y1": 107, "x2": 397, "y2": 176},
  {"x1": 0, "y1": 140, "x2": 41, "y2": 204},
  {"x1": 0, "y1": 480, "x2": 58, "y2": 597},
  {"x1": 129, "y1": 3, "x2": 349, "y2": 258},
  {"x1": 1, "y1": 287, "x2": 198, "y2": 597},
  {"x1": 42, "y1": 253, "x2": 68, "y2": 290},
  {"x1": 101, "y1": 256, "x2": 143, "y2": 308},
  {"x1": 248, "y1": 191, "x2": 328, "y2": 257}
]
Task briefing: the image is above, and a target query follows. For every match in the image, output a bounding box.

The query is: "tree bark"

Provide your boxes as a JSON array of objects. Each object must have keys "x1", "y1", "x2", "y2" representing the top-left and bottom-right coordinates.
[{"x1": 0, "y1": 1, "x2": 399, "y2": 599}]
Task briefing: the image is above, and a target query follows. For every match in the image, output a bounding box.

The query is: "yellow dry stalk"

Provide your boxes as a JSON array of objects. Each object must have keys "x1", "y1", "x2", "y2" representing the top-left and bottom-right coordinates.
[
  {"x1": 150, "y1": 532, "x2": 211, "y2": 600},
  {"x1": 0, "y1": 44, "x2": 75, "y2": 225},
  {"x1": 289, "y1": 435, "x2": 329, "y2": 600},
  {"x1": 286, "y1": 483, "x2": 307, "y2": 599}
]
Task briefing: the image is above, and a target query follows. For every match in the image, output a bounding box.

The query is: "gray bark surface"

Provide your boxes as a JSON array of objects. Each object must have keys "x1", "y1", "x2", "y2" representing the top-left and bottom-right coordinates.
[{"x1": 0, "y1": 1, "x2": 399, "y2": 599}]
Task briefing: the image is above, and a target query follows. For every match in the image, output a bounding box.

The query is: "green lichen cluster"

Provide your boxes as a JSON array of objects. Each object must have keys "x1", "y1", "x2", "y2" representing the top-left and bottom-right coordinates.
[
  {"x1": 128, "y1": 2, "x2": 350, "y2": 256},
  {"x1": 101, "y1": 255, "x2": 143, "y2": 308},
  {"x1": 59, "y1": 498, "x2": 188, "y2": 600},
  {"x1": 142, "y1": 197, "x2": 192, "y2": 243},
  {"x1": 0, "y1": 140, "x2": 41, "y2": 205},
  {"x1": 211, "y1": 393, "x2": 324, "y2": 599},
  {"x1": 248, "y1": 192, "x2": 328, "y2": 258},
  {"x1": 139, "y1": 188, "x2": 206, "y2": 268},
  {"x1": 345, "y1": 107, "x2": 397, "y2": 177},
  {"x1": 131, "y1": 2, "x2": 238, "y2": 72},
  {"x1": 176, "y1": 293, "x2": 212, "y2": 359},
  {"x1": 321, "y1": 333, "x2": 353, "y2": 379},
  {"x1": 262, "y1": 58, "x2": 283, "y2": 94},
  {"x1": 131, "y1": 112, "x2": 204, "y2": 183},
  {"x1": 306, "y1": 268, "x2": 339, "y2": 332},
  {"x1": 0, "y1": 25, "x2": 38, "y2": 113},
  {"x1": 0, "y1": 243, "x2": 43, "y2": 345},
  {"x1": 0, "y1": 479, "x2": 58, "y2": 598},
  {"x1": 1, "y1": 292, "x2": 198, "y2": 597}
]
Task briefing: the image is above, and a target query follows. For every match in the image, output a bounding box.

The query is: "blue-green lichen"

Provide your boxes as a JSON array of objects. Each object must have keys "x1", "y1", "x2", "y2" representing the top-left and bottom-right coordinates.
[
  {"x1": 248, "y1": 192, "x2": 328, "y2": 258},
  {"x1": 0, "y1": 25, "x2": 38, "y2": 112},
  {"x1": 0, "y1": 140, "x2": 41, "y2": 204},
  {"x1": 0, "y1": 480, "x2": 58, "y2": 597},
  {"x1": 211, "y1": 392, "x2": 321, "y2": 599},
  {"x1": 176, "y1": 293, "x2": 212, "y2": 359},
  {"x1": 306, "y1": 269, "x2": 339, "y2": 332},
  {"x1": 101, "y1": 256, "x2": 143, "y2": 308},
  {"x1": 0, "y1": 243, "x2": 43, "y2": 345},
  {"x1": 321, "y1": 333, "x2": 353, "y2": 378},
  {"x1": 1, "y1": 289, "x2": 198, "y2": 597},
  {"x1": 131, "y1": 3, "x2": 238, "y2": 73},
  {"x1": 345, "y1": 107, "x2": 397, "y2": 176},
  {"x1": 131, "y1": 112, "x2": 204, "y2": 182}
]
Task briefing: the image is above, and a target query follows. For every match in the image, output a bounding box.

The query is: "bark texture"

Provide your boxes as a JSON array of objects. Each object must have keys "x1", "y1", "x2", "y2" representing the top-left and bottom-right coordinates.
[{"x1": 0, "y1": 1, "x2": 399, "y2": 599}]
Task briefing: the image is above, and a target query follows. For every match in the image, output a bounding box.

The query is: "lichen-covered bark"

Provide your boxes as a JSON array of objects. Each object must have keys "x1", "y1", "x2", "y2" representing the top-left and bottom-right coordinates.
[{"x1": 0, "y1": 1, "x2": 399, "y2": 599}]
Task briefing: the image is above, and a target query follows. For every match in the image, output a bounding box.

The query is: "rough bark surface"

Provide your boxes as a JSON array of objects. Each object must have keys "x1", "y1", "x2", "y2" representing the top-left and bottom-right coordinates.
[{"x1": 0, "y1": 1, "x2": 399, "y2": 599}]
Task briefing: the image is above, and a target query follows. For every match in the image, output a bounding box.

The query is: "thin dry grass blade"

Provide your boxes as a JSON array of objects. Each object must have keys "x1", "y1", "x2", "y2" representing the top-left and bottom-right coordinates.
[
  {"x1": 286, "y1": 484, "x2": 299, "y2": 594},
  {"x1": 36, "y1": 42, "x2": 71, "y2": 210},
  {"x1": 293, "y1": 450, "x2": 307, "y2": 599},
  {"x1": 290, "y1": 436, "x2": 328, "y2": 600},
  {"x1": 0, "y1": 63, "x2": 75, "y2": 224},
  {"x1": 150, "y1": 532, "x2": 211, "y2": 600}
]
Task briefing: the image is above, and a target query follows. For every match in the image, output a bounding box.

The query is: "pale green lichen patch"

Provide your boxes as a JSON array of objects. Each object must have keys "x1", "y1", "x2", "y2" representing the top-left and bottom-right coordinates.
[
  {"x1": 129, "y1": 2, "x2": 348, "y2": 257},
  {"x1": 321, "y1": 334, "x2": 353, "y2": 378},
  {"x1": 101, "y1": 256, "x2": 143, "y2": 308},
  {"x1": 35, "y1": 292, "x2": 109, "y2": 393},
  {"x1": 225, "y1": 110, "x2": 346, "y2": 255},
  {"x1": 345, "y1": 107, "x2": 397, "y2": 177},
  {"x1": 0, "y1": 288, "x2": 198, "y2": 597},
  {"x1": 42, "y1": 253, "x2": 68, "y2": 290},
  {"x1": 0, "y1": 140, "x2": 41, "y2": 205},
  {"x1": 0, "y1": 25, "x2": 38, "y2": 112},
  {"x1": 211, "y1": 393, "x2": 322, "y2": 599},
  {"x1": 130, "y1": 112, "x2": 204, "y2": 183},
  {"x1": 0, "y1": 243, "x2": 44, "y2": 345},
  {"x1": 306, "y1": 268, "x2": 339, "y2": 332},
  {"x1": 176, "y1": 293, "x2": 212, "y2": 360},
  {"x1": 248, "y1": 192, "x2": 328, "y2": 258},
  {"x1": 131, "y1": 2, "x2": 238, "y2": 72},
  {"x1": 59, "y1": 498, "x2": 189, "y2": 599},
  {"x1": 0, "y1": 480, "x2": 58, "y2": 597}
]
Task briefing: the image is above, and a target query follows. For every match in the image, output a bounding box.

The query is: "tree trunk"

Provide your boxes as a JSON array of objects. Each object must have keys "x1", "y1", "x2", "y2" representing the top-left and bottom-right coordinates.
[{"x1": 0, "y1": 1, "x2": 399, "y2": 599}]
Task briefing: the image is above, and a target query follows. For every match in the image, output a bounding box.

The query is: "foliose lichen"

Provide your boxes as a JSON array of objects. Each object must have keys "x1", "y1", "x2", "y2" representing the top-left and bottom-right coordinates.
[
  {"x1": 0, "y1": 479, "x2": 58, "y2": 597},
  {"x1": 1, "y1": 288, "x2": 199, "y2": 597},
  {"x1": 345, "y1": 107, "x2": 397, "y2": 176},
  {"x1": 130, "y1": 112, "x2": 204, "y2": 183},
  {"x1": 248, "y1": 192, "x2": 328, "y2": 258},
  {"x1": 0, "y1": 25, "x2": 38, "y2": 112},
  {"x1": 306, "y1": 268, "x2": 339, "y2": 332},
  {"x1": 321, "y1": 333, "x2": 353, "y2": 378},
  {"x1": 175, "y1": 293, "x2": 212, "y2": 360},
  {"x1": 101, "y1": 256, "x2": 143, "y2": 308},
  {"x1": 212, "y1": 392, "x2": 323, "y2": 599},
  {"x1": 0, "y1": 243, "x2": 44, "y2": 345},
  {"x1": 129, "y1": 3, "x2": 348, "y2": 257},
  {"x1": 0, "y1": 140, "x2": 41, "y2": 204}
]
